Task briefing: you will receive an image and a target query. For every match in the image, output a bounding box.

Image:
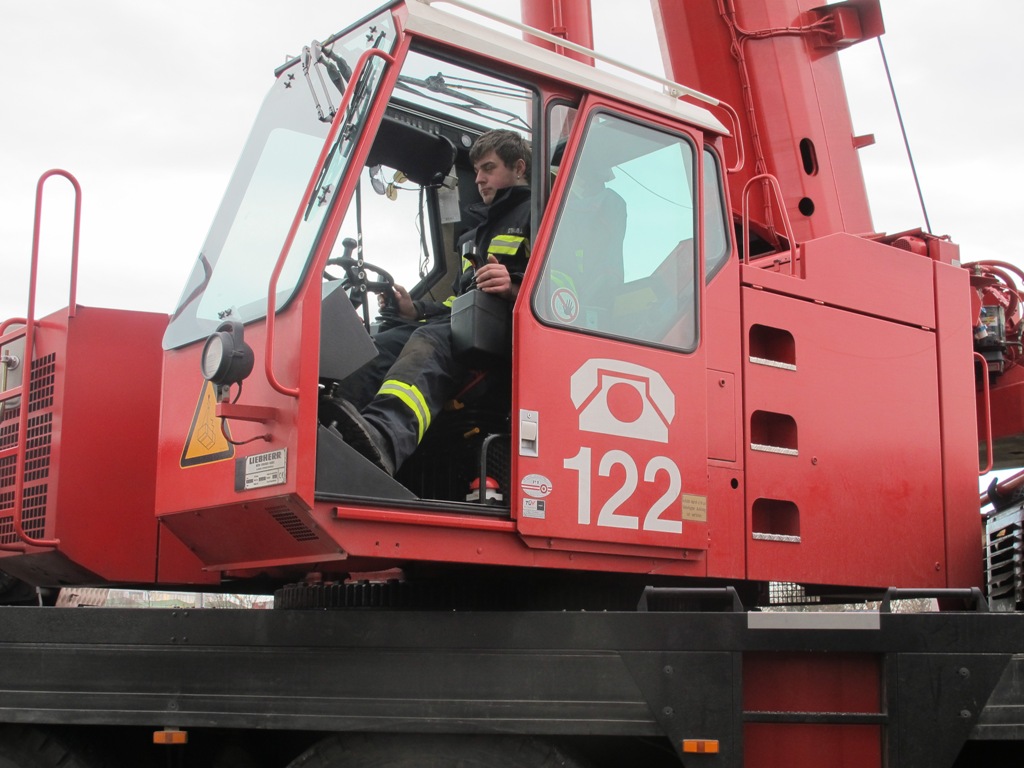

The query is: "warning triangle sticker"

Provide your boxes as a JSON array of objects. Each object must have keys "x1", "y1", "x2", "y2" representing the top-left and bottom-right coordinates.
[{"x1": 180, "y1": 381, "x2": 235, "y2": 467}]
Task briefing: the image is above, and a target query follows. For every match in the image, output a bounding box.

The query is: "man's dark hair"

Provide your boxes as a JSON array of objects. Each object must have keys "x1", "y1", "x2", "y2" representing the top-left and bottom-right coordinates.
[{"x1": 470, "y1": 129, "x2": 532, "y2": 181}]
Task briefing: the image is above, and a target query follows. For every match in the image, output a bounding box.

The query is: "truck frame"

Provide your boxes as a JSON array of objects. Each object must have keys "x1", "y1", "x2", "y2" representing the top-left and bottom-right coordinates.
[{"x1": 4, "y1": 593, "x2": 1024, "y2": 768}]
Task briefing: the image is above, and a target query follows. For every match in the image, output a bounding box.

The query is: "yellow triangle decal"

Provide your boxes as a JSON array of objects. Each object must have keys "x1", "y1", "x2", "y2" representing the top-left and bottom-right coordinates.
[{"x1": 180, "y1": 381, "x2": 235, "y2": 467}]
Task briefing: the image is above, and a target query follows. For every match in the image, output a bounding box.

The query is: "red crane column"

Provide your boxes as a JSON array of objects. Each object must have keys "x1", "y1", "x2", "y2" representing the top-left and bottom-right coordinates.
[
  {"x1": 651, "y1": 0, "x2": 883, "y2": 243},
  {"x1": 520, "y1": 0, "x2": 594, "y2": 64}
]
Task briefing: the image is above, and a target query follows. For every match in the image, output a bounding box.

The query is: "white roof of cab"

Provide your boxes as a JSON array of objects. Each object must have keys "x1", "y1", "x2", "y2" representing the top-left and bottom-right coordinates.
[{"x1": 401, "y1": 0, "x2": 729, "y2": 136}]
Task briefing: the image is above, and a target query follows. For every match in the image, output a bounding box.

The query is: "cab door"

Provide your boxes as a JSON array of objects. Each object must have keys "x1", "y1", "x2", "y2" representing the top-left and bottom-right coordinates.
[{"x1": 513, "y1": 101, "x2": 710, "y2": 567}]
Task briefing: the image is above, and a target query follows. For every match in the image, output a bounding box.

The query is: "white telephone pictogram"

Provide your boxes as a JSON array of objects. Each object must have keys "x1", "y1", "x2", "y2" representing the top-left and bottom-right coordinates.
[{"x1": 570, "y1": 359, "x2": 675, "y2": 443}]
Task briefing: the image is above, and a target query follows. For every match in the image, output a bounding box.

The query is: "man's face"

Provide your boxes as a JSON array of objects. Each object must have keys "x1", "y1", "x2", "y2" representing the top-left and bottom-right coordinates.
[{"x1": 473, "y1": 150, "x2": 521, "y2": 205}]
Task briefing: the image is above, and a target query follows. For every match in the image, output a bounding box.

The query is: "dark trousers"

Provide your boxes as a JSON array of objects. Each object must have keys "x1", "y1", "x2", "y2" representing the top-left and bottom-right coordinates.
[
  {"x1": 360, "y1": 320, "x2": 468, "y2": 468},
  {"x1": 334, "y1": 322, "x2": 419, "y2": 409},
  {"x1": 338, "y1": 319, "x2": 467, "y2": 469}
]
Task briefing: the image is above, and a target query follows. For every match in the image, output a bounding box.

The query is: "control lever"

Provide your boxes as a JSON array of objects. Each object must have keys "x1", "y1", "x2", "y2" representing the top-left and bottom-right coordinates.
[{"x1": 463, "y1": 241, "x2": 482, "y2": 288}]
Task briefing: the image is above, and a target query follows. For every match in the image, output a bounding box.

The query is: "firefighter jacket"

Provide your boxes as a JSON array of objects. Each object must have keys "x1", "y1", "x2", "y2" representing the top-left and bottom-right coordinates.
[{"x1": 413, "y1": 183, "x2": 531, "y2": 320}]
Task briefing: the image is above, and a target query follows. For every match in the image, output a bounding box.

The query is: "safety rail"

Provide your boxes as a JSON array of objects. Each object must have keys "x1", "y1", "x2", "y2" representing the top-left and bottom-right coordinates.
[
  {"x1": 421, "y1": 0, "x2": 745, "y2": 173},
  {"x1": 715, "y1": 99, "x2": 745, "y2": 174},
  {"x1": 424, "y1": 0, "x2": 720, "y2": 106},
  {"x1": 265, "y1": 47, "x2": 396, "y2": 398},
  {"x1": 0, "y1": 169, "x2": 79, "y2": 550},
  {"x1": 741, "y1": 172, "x2": 799, "y2": 275}
]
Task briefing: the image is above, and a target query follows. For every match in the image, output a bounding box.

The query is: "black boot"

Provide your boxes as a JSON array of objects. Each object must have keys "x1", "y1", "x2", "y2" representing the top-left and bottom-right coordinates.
[{"x1": 328, "y1": 398, "x2": 396, "y2": 476}]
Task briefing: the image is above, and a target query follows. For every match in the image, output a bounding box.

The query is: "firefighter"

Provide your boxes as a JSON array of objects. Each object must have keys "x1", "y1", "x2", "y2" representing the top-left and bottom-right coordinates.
[
  {"x1": 331, "y1": 129, "x2": 532, "y2": 474},
  {"x1": 550, "y1": 164, "x2": 626, "y2": 330}
]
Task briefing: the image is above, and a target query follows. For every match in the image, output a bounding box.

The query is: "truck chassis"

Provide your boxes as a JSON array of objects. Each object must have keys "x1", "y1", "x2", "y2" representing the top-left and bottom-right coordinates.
[{"x1": 2, "y1": 595, "x2": 1023, "y2": 767}]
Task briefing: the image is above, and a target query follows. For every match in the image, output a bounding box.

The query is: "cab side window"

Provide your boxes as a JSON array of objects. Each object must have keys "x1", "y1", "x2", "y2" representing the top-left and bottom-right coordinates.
[
  {"x1": 704, "y1": 147, "x2": 730, "y2": 282},
  {"x1": 534, "y1": 112, "x2": 699, "y2": 351}
]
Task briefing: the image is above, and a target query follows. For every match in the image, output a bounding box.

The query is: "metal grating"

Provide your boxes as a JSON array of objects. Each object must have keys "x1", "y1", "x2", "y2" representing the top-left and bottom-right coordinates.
[
  {"x1": 0, "y1": 406, "x2": 19, "y2": 449},
  {"x1": 0, "y1": 353, "x2": 56, "y2": 545},
  {"x1": 768, "y1": 581, "x2": 821, "y2": 606},
  {"x1": 28, "y1": 353, "x2": 56, "y2": 411},
  {"x1": 986, "y1": 507, "x2": 1023, "y2": 611},
  {"x1": 23, "y1": 413, "x2": 53, "y2": 482}
]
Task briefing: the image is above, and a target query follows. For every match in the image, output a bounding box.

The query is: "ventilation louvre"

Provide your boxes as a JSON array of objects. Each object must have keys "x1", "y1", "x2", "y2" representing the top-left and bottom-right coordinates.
[{"x1": 269, "y1": 506, "x2": 320, "y2": 543}]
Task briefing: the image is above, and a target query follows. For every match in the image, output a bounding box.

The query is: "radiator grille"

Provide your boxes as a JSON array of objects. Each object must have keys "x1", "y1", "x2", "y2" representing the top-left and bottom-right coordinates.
[{"x1": 0, "y1": 353, "x2": 56, "y2": 545}]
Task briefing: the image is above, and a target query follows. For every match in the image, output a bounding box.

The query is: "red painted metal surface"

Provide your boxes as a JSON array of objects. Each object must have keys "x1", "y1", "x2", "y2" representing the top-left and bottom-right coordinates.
[
  {"x1": 519, "y1": 0, "x2": 594, "y2": 63},
  {"x1": 651, "y1": 0, "x2": 878, "y2": 243},
  {"x1": 155, "y1": 318, "x2": 312, "y2": 563},
  {"x1": 328, "y1": 506, "x2": 708, "y2": 577},
  {"x1": 744, "y1": 653, "x2": 883, "y2": 768},
  {"x1": 741, "y1": 173, "x2": 797, "y2": 266},
  {"x1": 0, "y1": 306, "x2": 214, "y2": 586},
  {"x1": 742, "y1": 285, "x2": 947, "y2": 587},
  {"x1": 745, "y1": 723, "x2": 882, "y2": 768},
  {"x1": 932, "y1": 260, "x2": 983, "y2": 588},
  {"x1": 717, "y1": 223, "x2": 979, "y2": 590},
  {"x1": 736, "y1": 228, "x2": 979, "y2": 588}
]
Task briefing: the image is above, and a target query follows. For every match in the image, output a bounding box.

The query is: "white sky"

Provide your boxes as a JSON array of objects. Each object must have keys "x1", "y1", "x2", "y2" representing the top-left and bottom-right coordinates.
[{"x1": 2, "y1": 0, "x2": 1022, "y2": 325}]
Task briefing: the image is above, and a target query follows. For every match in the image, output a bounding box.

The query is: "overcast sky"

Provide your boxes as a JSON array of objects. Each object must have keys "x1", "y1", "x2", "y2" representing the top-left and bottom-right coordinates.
[{"x1": 2, "y1": 0, "x2": 1022, "y2": 324}]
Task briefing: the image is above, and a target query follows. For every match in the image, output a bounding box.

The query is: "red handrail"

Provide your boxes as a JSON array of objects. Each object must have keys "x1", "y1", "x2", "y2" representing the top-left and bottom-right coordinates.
[
  {"x1": 718, "y1": 99, "x2": 745, "y2": 174},
  {"x1": 265, "y1": 47, "x2": 396, "y2": 397},
  {"x1": 741, "y1": 172, "x2": 797, "y2": 272},
  {"x1": 0, "y1": 169, "x2": 79, "y2": 550}
]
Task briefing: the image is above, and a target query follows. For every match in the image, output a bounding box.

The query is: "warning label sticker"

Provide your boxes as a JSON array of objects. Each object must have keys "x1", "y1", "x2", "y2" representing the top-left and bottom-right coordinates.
[
  {"x1": 236, "y1": 448, "x2": 288, "y2": 491},
  {"x1": 180, "y1": 381, "x2": 234, "y2": 467}
]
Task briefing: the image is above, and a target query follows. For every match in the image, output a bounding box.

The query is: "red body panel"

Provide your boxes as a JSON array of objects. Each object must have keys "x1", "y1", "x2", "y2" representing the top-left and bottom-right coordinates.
[
  {"x1": 933, "y1": 260, "x2": 984, "y2": 587},
  {"x1": 740, "y1": 236, "x2": 979, "y2": 588},
  {"x1": 744, "y1": 653, "x2": 882, "y2": 768},
  {"x1": 0, "y1": 306, "x2": 213, "y2": 586},
  {"x1": 742, "y1": 286, "x2": 946, "y2": 586},
  {"x1": 155, "y1": 294, "x2": 337, "y2": 572}
]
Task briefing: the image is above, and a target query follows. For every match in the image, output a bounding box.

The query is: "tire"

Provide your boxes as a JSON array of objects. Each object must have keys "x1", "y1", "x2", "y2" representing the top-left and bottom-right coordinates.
[
  {"x1": 0, "y1": 726, "x2": 98, "y2": 768},
  {"x1": 286, "y1": 734, "x2": 590, "y2": 768}
]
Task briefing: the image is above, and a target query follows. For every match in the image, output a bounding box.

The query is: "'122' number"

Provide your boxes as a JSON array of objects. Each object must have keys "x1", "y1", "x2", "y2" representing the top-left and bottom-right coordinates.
[{"x1": 564, "y1": 448, "x2": 682, "y2": 534}]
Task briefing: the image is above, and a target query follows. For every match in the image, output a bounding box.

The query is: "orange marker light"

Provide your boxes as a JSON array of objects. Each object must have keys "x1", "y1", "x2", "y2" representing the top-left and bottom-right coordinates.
[
  {"x1": 682, "y1": 739, "x2": 720, "y2": 754},
  {"x1": 153, "y1": 728, "x2": 188, "y2": 745}
]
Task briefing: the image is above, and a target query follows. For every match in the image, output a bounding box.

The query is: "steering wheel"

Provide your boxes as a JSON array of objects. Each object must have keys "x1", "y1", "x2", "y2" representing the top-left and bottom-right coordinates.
[{"x1": 324, "y1": 237, "x2": 397, "y2": 310}]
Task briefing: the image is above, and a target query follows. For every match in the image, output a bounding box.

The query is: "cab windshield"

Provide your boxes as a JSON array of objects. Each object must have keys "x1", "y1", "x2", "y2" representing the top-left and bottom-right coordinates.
[{"x1": 163, "y1": 11, "x2": 397, "y2": 350}]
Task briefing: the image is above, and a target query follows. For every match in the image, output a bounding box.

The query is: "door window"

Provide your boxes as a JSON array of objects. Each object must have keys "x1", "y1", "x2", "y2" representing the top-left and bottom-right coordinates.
[{"x1": 534, "y1": 112, "x2": 699, "y2": 351}]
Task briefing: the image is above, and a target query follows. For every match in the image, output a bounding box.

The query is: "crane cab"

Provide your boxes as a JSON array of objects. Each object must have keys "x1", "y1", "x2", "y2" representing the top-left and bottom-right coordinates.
[{"x1": 152, "y1": 1, "x2": 734, "y2": 589}]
